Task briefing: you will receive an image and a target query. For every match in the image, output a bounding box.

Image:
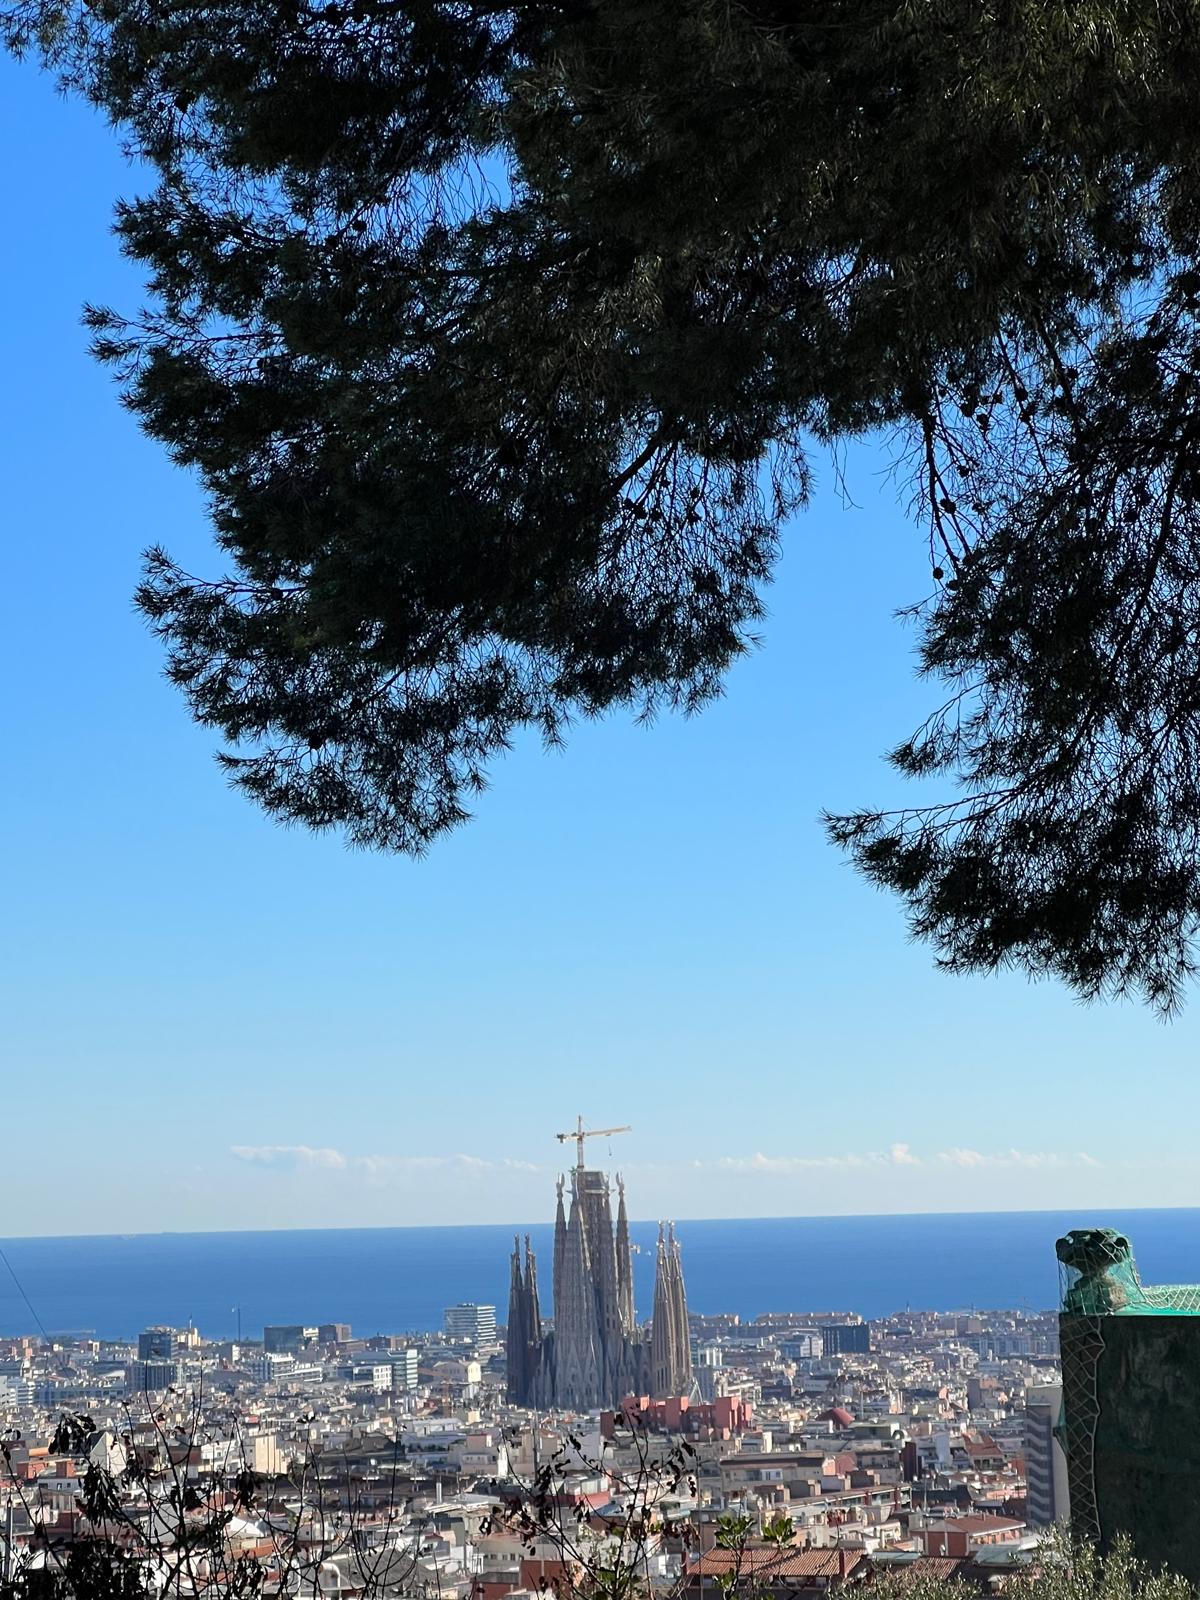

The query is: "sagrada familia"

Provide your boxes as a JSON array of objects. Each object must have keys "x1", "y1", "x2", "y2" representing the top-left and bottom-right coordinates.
[{"x1": 506, "y1": 1163, "x2": 693, "y2": 1410}]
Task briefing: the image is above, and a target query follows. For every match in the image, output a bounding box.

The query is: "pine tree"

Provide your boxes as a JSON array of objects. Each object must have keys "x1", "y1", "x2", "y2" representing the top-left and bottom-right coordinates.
[{"x1": 8, "y1": 0, "x2": 1200, "y2": 1006}]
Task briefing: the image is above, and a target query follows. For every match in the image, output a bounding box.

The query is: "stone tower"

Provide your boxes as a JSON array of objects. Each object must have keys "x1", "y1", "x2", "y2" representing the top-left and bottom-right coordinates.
[
  {"x1": 650, "y1": 1222, "x2": 693, "y2": 1398},
  {"x1": 504, "y1": 1157, "x2": 693, "y2": 1411},
  {"x1": 506, "y1": 1234, "x2": 530, "y2": 1404},
  {"x1": 548, "y1": 1176, "x2": 604, "y2": 1408},
  {"x1": 506, "y1": 1234, "x2": 543, "y2": 1405},
  {"x1": 616, "y1": 1177, "x2": 635, "y2": 1334}
]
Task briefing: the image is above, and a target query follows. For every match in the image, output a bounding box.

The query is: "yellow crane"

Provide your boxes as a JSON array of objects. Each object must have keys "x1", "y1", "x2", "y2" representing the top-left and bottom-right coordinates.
[{"x1": 556, "y1": 1115, "x2": 631, "y2": 1171}]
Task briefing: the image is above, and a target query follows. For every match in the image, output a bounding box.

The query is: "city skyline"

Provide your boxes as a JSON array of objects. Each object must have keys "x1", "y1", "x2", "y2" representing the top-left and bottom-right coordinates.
[{"x1": 4, "y1": 57, "x2": 1200, "y2": 1238}]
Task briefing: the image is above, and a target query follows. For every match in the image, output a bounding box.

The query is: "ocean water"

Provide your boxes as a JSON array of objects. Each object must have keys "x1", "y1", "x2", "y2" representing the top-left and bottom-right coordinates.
[{"x1": 2, "y1": 1209, "x2": 1198, "y2": 1342}]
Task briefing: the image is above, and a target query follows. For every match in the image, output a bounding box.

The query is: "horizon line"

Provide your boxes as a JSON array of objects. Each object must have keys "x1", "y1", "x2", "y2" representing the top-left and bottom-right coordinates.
[{"x1": 1, "y1": 1201, "x2": 1193, "y2": 1245}]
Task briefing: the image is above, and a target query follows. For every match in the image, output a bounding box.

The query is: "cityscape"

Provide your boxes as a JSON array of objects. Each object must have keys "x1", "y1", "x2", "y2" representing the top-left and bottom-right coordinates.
[
  {"x1": 2, "y1": 1138, "x2": 1074, "y2": 1594},
  {"x1": 8, "y1": 3, "x2": 1200, "y2": 1598}
]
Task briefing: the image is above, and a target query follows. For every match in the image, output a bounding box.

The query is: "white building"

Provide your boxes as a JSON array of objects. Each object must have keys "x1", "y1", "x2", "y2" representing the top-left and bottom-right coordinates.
[
  {"x1": 376, "y1": 1348, "x2": 419, "y2": 1391},
  {"x1": 253, "y1": 1352, "x2": 296, "y2": 1385},
  {"x1": 0, "y1": 1377, "x2": 36, "y2": 1410},
  {"x1": 444, "y1": 1304, "x2": 497, "y2": 1346},
  {"x1": 1025, "y1": 1382, "x2": 1069, "y2": 1527}
]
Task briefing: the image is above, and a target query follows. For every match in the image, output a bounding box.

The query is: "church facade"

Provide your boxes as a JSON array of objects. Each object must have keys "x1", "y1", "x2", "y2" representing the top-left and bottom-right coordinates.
[{"x1": 506, "y1": 1167, "x2": 693, "y2": 1410}]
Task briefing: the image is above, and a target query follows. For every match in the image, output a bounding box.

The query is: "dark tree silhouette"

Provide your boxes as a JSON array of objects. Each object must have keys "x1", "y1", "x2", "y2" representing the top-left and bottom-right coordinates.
[{"x1": 7, "y1": 1, "x2": 1200, "y2": 1005}]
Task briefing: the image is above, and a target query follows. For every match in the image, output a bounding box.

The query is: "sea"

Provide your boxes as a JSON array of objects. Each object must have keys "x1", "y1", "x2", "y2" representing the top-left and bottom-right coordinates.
[{"x1": 2, "y1": 1209, "x2": 1197, "y2": 1343}]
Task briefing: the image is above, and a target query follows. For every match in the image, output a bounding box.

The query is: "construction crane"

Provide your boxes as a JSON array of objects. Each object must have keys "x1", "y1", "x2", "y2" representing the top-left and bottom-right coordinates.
[{"x1": 556, "y1": 1115, "x2": 631, "y2": 1171}]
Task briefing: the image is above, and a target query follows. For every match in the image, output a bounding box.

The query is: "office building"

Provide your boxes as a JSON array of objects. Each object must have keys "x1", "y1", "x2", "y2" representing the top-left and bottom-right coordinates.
[
  {"x1": 1025, "y1": 1382, "x2": 1069, "y2": 1528},
  {"x1": 392, "y1": 1347, "x2": 419, "y2": 1391},
  {"x1": 444, "y1": 1304, "x2": 497, "y2": 1346},
  {"x1": 127, "y1": 1359, "x2": 180, "y2": 1394},
  {"x1": 263, "y1": 1325, "x2": 316, "y2": 1354},
  {"x1": 821, "y1": 1321, "x2": 871, "y2": 1355},
  {"x1": 138, "y1": 1327, "x2": 176, "y2": 1361}
]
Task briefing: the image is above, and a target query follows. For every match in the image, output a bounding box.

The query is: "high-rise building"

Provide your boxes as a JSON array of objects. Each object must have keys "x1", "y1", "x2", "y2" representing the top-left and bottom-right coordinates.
[
  {"x1": 138, "y1": 1326, "x2": 176, "y2": 1361},
  {"x1": 127, "y1": 1359, "x2": 179, "y2": 1394},
  {"x1": 254, "y1": 1352, "x2": 296, "y2": 1384},
  {"x1": 695, "y1": 1341, "x2": 724, "y2": 1402},
  {"x1": 342, "y1": 1363, "x2": 392, "y2": 1392},
  {"x1": 444, "y1": 1304, "x2": 497, "y2": 1346},
  {"x1": 779, "y1": 1330, "x2": 823, "y2": 1360},
  {"x1": 263, "y1": 1325, "x2": 315, "y2": 1354},
  {"x1": 1024, "y1": 1382, "x2": 1069, "y2": 1528},
  {"x1": 821, "y1": 1320, "x2": 871, "y2": 1355},
  {"x1": 391, "y1": 1348, "x2": 419, "y2": 1391},
  {"x1": 318, "y1": 1323, "x2": 351, "y2": 1345},
  {"x1": 0, "y1": 1377, "x2": 36, "y2": 1409},
  {"x1": 507, "y1": 1166, "x2": 693, "y2": 1410}
]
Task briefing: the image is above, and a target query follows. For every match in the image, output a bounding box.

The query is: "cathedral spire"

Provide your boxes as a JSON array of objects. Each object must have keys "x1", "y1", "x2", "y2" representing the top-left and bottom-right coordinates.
[
  {"x1": 650, "y1": 1222, "x2": 692, "y2": 1398},
  {"x1": 616, "y1": 1175, "x2": 635, "y2": 1333},
  {"x1": 552, "y1": 1179, "x2": 603, "y2": 1409},
  {"x1": 524, "y1": 1234, "x2": 542, "y2": 1348},
  {"x1": 650, "y1": 1224, "x2": 672, "y2": 1397},
  {"x1": 669, "y1": 1224, "x2": 693, "y2": 1394},
  {"x1": 552, "y1": 1174, "x2": 567, "y2": 1322},
  {"x1": 586, "y1": 1175, "x2": 622, "y2": 1393},
  {"x1": 506, "y1": 1137, "x2": 685, "y2": 1412},
  {"x1": 506, "y1": 1233, "x2": 531, "y2": 1404}
]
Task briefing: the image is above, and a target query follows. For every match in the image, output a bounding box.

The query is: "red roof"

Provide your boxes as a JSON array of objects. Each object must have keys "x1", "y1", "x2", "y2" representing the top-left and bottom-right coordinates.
[
  {"x1": 881, "y1": 1557, "x2": 970, "y2": 1584},
  {"x1": 929, "y1": 1514, "x2": 1024, "y2": 1534},
  {"x1": 688, "y1": 1549, "x2": 866, "y2": 1581}
]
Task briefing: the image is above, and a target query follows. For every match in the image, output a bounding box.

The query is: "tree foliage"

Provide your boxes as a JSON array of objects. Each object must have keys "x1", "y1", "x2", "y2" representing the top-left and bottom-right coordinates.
[
  {"x1": 7, "y1": 0, "x2": 1200, "y2": 1006},
  {"x1": 6, "y1": 1406, "x2": 1200, "y2": 1600},
  {"x1": 2, "y1": 1406, "x2": 421, "y2": 1600}
]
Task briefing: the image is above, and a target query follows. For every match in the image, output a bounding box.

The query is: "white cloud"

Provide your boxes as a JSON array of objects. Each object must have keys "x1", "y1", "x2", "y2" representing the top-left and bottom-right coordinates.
[
  {"x1": 709, "y1": 1143, "x2": 1099, "y2": 1175},
  {"x1": 230, "y1": 1141, "x2": 1100, "y2": 1188},
  {"x1": 355, "y1": 1152, "x2": 490, "y2": 1183},
  {"x1": 718, "y1": 1153, "x2": 861, "y2": 1172},
  {"x1": 229, "y1": 1146, "x2": 542, "y2": 1183},
  {"x1": 936, "y1": 1148, "x2": 1100, "y2": 1169},
  {"x1": 716, "y1": 1144, "x2": 922, "y2": 1173},
  {"x1": 230, "y1": 1144, "x2": 347, "y2": 1171}
]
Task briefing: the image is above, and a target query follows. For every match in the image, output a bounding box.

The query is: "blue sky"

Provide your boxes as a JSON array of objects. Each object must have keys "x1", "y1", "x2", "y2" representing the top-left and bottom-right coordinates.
[{"x1": 1, "y1": 56, "x2": 1193, "y2": 1236}]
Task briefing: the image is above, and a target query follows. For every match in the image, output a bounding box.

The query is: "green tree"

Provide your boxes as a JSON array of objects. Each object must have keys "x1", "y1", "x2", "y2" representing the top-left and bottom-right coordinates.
[{"x1": 7, "y1": 0, "x2": 1200, "y2": 1007}]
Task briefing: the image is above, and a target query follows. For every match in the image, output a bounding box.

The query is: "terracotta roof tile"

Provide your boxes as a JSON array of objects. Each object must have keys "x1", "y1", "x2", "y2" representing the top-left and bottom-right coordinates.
[{"x1": 688, "y1": 1549, "x2": 867, "y2": 1580}]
